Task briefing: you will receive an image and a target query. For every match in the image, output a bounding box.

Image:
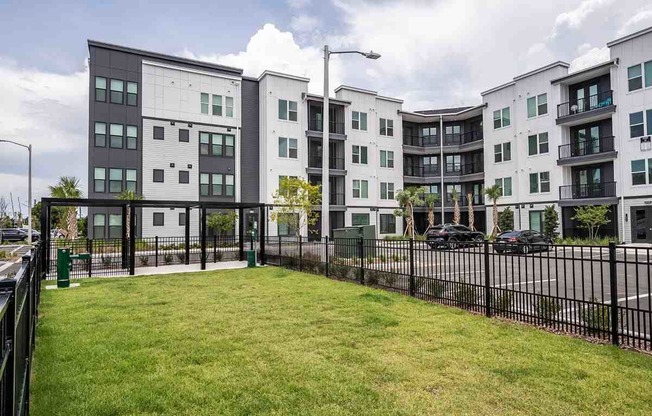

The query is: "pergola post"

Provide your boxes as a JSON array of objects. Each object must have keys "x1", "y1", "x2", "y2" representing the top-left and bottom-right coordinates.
[
  {"x1": 184, "y1": 207, "x2": 190, "y2": 265},
  {"x1": 259, "y1": 204, "x2": 266, "y2": 265},
  {"x1": 41, "y1": 200, "x2": 50, "y2": 274},
  {"x1": 129, "y1": 203, "x2": 136, "y2": 276},
  {"x1": 121, "y1": 204, "x2": 128, "y2": 269},
  {"x1": 238, "y1": 207, "x2": 244, "y2": 261},
  {"x1": 201, "y1": 206, "x2": 207, "y2": 270}
]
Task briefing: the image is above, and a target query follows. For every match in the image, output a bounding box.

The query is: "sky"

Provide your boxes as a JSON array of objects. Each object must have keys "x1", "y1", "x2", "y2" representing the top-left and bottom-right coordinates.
[{"x1": 1, "y1": 0, "x2": 651, "y2": 217}]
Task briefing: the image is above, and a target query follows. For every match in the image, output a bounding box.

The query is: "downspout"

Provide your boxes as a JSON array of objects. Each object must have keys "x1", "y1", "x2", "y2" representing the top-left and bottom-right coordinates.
[
  {"x1": 439, "y1": 115, "x2": 445, "y2": 222},
  {"x1": 613, "y1": 59, "x2": 626, "y2": 243}
]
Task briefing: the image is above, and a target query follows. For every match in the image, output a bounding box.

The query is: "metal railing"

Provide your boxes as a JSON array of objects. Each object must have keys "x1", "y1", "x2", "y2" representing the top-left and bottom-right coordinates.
[
  {"x1": 557, "y1": 90, "x2": 614, "y2": 118},
  {"x1": 444, "y1": 130, "x2": 483, "y2": 146},
  {"x1": 558, "y1": 136, "x2": 615, "y2": 159},
  {"x1": 308, "y1": 155, "x2": 345, "y2": 170},
  {"x1": 308, "y1": 118, "x2": 345, "y2": 135},
  {"x1": 403, "y1": 135, "x2": 439, "y2": 147},
  {"x1": 329, "y1": 192, "x2": 345, "y2": 206},
  {"x1": 559, "y1": 181, "x2": 617, "y2": 200},
  {"x1": 443, "y1": 194, "x2": 484, "y2": 206},
  {"x1": 263, "y1": 237, "x2": 652, "y2": 352},
  {"x1": 403, "y1": 165, "x2": 439, "y2": 177}
]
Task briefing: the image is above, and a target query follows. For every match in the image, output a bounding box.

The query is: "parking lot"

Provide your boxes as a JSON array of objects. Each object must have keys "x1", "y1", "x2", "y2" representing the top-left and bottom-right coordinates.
[{"x1": 0, "y1": 244, "x2": 31, "y2": 277}]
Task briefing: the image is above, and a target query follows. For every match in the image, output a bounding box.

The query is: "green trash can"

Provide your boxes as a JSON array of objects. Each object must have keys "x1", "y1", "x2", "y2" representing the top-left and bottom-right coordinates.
[{"x1": 246, "y1": 250, "x2": 257, "y2": 267}]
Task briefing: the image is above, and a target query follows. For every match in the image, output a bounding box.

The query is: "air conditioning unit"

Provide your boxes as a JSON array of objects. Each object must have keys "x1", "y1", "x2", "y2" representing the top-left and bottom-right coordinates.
[{"x1": 641, "y1": 136, "x2": 652, "y2": 151}]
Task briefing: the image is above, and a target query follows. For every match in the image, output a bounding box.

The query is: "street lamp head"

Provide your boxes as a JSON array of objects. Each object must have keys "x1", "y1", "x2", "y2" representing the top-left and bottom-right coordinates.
[{"x1": 363, "y1": 51, "x2": 381, "y2": 60}]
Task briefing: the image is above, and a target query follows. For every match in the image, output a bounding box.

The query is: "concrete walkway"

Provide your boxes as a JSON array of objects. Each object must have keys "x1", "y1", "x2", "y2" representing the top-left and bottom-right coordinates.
[{"x1": 131, "y1": 261, "x2": 249, "y2": 276}]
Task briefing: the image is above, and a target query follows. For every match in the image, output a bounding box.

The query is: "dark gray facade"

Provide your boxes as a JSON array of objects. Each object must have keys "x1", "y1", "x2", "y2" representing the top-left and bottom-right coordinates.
[{"x1": 240, "y1": 78, "x2": 260, "y2": 203}]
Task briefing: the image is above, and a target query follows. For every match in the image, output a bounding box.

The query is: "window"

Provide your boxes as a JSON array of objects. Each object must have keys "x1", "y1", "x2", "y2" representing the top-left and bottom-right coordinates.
[
  {"x1": 278, "y1": 137, "x2": 298, "y2": 158},
  {"x1": 200, "y1": 132, "x2": 210, "y2": 154},
  {"x1": 649, "y1": 109, "x2": 652, "y2": 135},
  {"x1": 201, "y1": 93, "x2": 209, "y2": 114},
  {"x1": 422, "y1": 127, "x2": 437, "y2": 137},
  {"x1": 226, "y1": 96, "x2": 234, "y2": 117},
  {"x1": 352, "y1": 111, "x2": 367, "y2": 130},
  {"x1": 380, "y1": 182, "x2": 394, "y2": 200},
  {"x1": 94, "y1": 122, "x2": 106, "y2": 147},
  {"x1": 528, "y1": 132, "x2": 549, "y2": 155},
  {"x1": 153, "y1": 126, "x2": 164, "y2": 140},
  {"x1": 494, "y1": 142, "x2": 511, "y2": 163},
  {"x1": 153, "y1": 169, "x2": 164, "y2": 183},
  {"x1": 200, "y1": 133, "x2": 235, "y2": 157},
  {"x1": 212, "y1": 174, "x2": 223, "y2": 195},
  {"x1": 110, "y1": 79, "x2": 124, "y2": 104},
  {"x1": 94, "y1": 168, "x2": 106, "y2": 193},
  {"x1": 108, "y1": 214, "x2": 122, "y2": 239},
  {"x1": 379, "y1": 118, "x2": 394, "y2": 136},
  {"x1": 379, "y1": 214, "x2": 396, "y2": 234},
  {"x1": 630, "y1": 112, "x2": 644, "y2": 137},
  {"x1": 225, "y1": 135, "x2": 235, "y2": 157},
  {"x1": 179, "y1": 129, "x2": 189, "y2": 142},
  {"x1": 352, "y1": 180, "x2": 368, "y2": 198},
  {"x1": 493, "y1": 107, "x2": 510, "y2": 129},
  {"x1": 445, "y1": 125, "x2": 461, "y2": 136},
  {"x1": 646, "y1": 61, "x2": 652, "y2": 88},
  {"x1": 631, "y1": 159, "x2": 648, "y2": 185},
  {"x1": 109, "y1": 168, "x2": 123, "y2": 193},
  {"x1": 126, "y1": 125, "x2": 138, "y2": 150},
  {"x1": 495, "y1": 177, "x2": 512, "y2": 197},
  {"x1": 125, "y1": 169, "x2": 137, "y2": 192},
  {"x1": 352, "y1": 145, "x2": 368, "y2": 164},
  {"x1": 110, "y1": 124, "x2": 123, "y2": 148},
  {"x1": 200, "y1": 173, "x2": 210, "y2": 196},
  {"x1": 179, "y1": 212, "x2": 186, "y2": 227},
  {"x1": 380, "y1": 150, "x2": 394, "y2": 168},
  {"x1": 278, "y1": 214, "x2": 298, "y2": 236},
  {"x1": 527, "y1": 93, "x2": 547, "y2": 117},
  {"x1": 126, "y1": 82, "x2": 137, "y2": 106},
  {"x1": 351, "y1": 213, "x2": 370, "y2": 226},
  {"x1": 529, "y1": 211, "x2": 543, "y2": 233},
  {"x1": 225, "y1": 175, "x2": 235, "y2": 196},
  {"x1": 445, "y1": 155, "x2": 461, "y2": 173},
  {"x1": 529, "y1": 171, "x2": 550, "y2": 193},
  {"x1": 629, "y1": 64, "x2": 643, "y2": 91},
  {"x1": 278, "y1": 99, "x2": 298, "y2": 121},
  {"x1": 93, "y1": 214, "x2": 105, "y2": 239},
  {"x1": 153, "y1": 213, "x2": 164, "y2": 227},
  {"x1": 179, "y1": 170, "x2": 190, "y2": 184},
  {"x1": 212, "y1": 95, "x2": 222, "y2": 116},
  {"x1": 95, "y1": 77, "x2": 107, "y2": 102}
]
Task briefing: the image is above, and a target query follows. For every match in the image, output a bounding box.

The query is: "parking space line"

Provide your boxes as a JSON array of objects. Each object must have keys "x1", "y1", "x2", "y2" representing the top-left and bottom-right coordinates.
[
  {"x1": 604, "y1": 292, "x2": 652, "y2": 304},
  {"x1": 9, "y1": 245, "x2": 24, "y2": 255},
  {"x1": 494, "y1": 278, "x2": 557, "y2": 288}
]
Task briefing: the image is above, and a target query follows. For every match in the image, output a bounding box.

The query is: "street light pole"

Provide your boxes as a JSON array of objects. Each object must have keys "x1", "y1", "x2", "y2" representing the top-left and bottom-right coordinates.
[
  {"x1": 321, "y1": 47, "x2": 380, "y2": 238},
  {"x1": 0, "y1": 140, "x2": 33, "y2": 245}
]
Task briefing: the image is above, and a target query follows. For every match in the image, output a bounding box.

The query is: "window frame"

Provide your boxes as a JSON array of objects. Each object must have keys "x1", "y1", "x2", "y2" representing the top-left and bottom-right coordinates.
[
  {"x1": 153, "y1": 169, "x2": 165, "y2": 183},
  {"x1": 278, "y1": 137, "x2": 298, "y2": 159},
  {"x1": 126, "y1": 125, "x2": 138, "y2": 150},
  {"x1": 528, "y1": 132, "x2": 549, "y2": 156},
  {"x1": 109, "y1": 123, "x2": 123, "y2": 149},
  {"x1": 352, "y1": 179, "x2": 369, "y2": 199},
  {"x1": 212, "y1": 94, "x2": 223, "y2": 116},
  {"x1": 93, "y1": 167, "x2": 106, "y2": 193},
  {"x1": 494, "y1": 107, "x2": 511, "y2": 129},
  {"x1": 630, "y1": 111, "x2": 645, "y2": 138},
  {"x1": 93, "y1": 214, "x2": 106, "y2": 239},
  {"x1": 226, "y1": 96, "x2": 234, "y2": 117},
  {"x1": 352, "y1": 111, "x2": 368, "y2": 131},
  {"x1": 110, "y1": 79, "x2": 124, "y2": 104},
  {"x1": 351, "y1": 213, "x2": 370, "y2": 226},
  {"x1": 153, "y1": 126, "x2": 164, "y2": 140},
  {"x1": 631, "y1": 159, "x2": 647, "y2": 185},
  {"x1": 628, "y1": 64, "x2": 643, "y2": 92},
  {"x1": 179, "y1": 170, "x2": 190, "y2": 184},
  {"x1": 125, "y1": 169, "x2": 137, "y2": 192},
  {"x1": 380, "y1": 182, "x2": 395, "y2": 200},
  {"x1": 94, "y1": 122, "x2": 107, "y2": 147},
  {"x1": 95, "y1": 76, "x2": 107, "y2": 102},
  {"x1": 352, "y1": 145, "x2": 368, "y2": 164},
  {"x1": 109, "y1": 168, "x2": 123, "y2": 193},
  {"x1": 495, "y1": 177, "x2": 512, "y2": 197},
  {"x1": 179, "y1": 129, "x2": 189, "y2": 142},
  {"x1": 153, "y1": 212, "x2": 165, "y2": 227},
  {"x1": 380, "y1": 150, "x2": 394, "y2": 168},
  {"x1": 379, "y1": 118, "x2": 394, "y2": 136},
  {"x1": 379, "y1": 214, "x2": 396, "y2": 234},
  {"x1": 126, "y1": 81, "x2": 138, "y2": 106},
  {"x1": 201, "y1": 93, "x2": 209, "y2": 114},
  {"x1": 527, "y1": 94, "x2": 547, "y2": 118},
  {"x1": 494, "y1": 142, "x2": 511, "y2": 163},
  {"x1": 278, "y1": 99, "x2": 298, "y2": 121}
]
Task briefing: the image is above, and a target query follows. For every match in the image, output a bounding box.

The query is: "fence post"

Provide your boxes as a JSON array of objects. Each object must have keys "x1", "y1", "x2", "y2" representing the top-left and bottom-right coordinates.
[
  {"x1": 87, "y1": 239, "x2": 93, "y2": 278},
  {"x1": 278, "y1": 235, "x2": 282, "y2": 266},
  {"x1": 608, "y1": 242, "x2": 619, "y2": 346},
  {"x1": 185, "y1": 207, "x2": 190, "y2": 266},
  {"x1": 298, "y1": 235, "x2": 303, "y2": 272},
  {"x1": 358, "y1": 237, "x2": 364, "y2": 285},
  {"x1": 155, "y1": 236, "x2": 159, "y2": 267},
  {"x1": 409, "y1": 238, "x2": 415, "y2": 297},
  {"x1": 325, "y1": 236, "x2": 329, "y2": 277},
  {"x1": 484, "y1": 239, "x2": 491, "y2": 317},
  {"x1": 213, "y1": 235, "x2": 217, "y2": 263}
]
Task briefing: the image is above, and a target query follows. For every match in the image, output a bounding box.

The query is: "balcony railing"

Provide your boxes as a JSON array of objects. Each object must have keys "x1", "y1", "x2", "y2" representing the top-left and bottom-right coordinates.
[
  {"x1": 557, "y1": 90, "x2": 613, "y2": 118},
  {"x1": 443, "y1": 194, "x2": 485, "y2": 206},
  {"x1": 558, "y1": 136, "x2": 615, "y2": 159},
  {"x1": 443, "y1": 130, "x2": 483, "y2": 146},
  {"x1": 442, "y1": 162, "x2": 483, "y2": 176},
  {"x1": 559, "y1": 181, "x2": 617, "y2": 200},
  {"x1": 329, "y1": 192, "x2": 345, "y2": 205},
  {"x1": 308, "y1": 155, "x2": 345, "y2": 170},
  {"x1": 403, "y1": 165, "x2": 439, "y2": 177},
  {"x1": 403, "y1": 135, "x2": 439, "y2": 147},
  {"x1": 308, "y1": 118, "x2": 345, "y2": 134}
]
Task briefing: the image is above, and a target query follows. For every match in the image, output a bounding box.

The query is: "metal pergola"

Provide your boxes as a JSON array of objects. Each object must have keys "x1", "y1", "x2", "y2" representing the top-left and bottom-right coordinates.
[{"x1": 40, "y1": 198, "x2": 266, "y2": 275}]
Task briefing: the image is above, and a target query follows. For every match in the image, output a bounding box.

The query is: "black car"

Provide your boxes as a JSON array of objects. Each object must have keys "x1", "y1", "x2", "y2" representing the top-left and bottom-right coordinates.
[
  {"x1": 0, "y1": 228, "x2": 28, "y2": 243},
  {"x1": 494, "y1": 230, "x2": 552, "y2": 254},
  {"x1": 426, "y1": 224, "x2": 485, "y2": 249},
  {"x1": 19, "y1": 228, "x2": 40, "y2": 241}
]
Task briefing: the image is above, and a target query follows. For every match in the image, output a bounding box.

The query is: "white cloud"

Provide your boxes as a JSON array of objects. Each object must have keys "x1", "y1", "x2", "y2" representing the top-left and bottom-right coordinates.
[
  {"x1": 551, "y1": 0, "x2": 614, "y2": 38},
  {"x1": 569, "y1": 44, "x2": 610, "y2": 72},
  {"x1": 616, "y1": 5, "x2": 652, "y2": 37},
  {"x1": 290, "y1": 14, "x2": 320, "y2": 33},
  {"x1": 286, "y1": 0, "x2": 311, "y2": 9}
]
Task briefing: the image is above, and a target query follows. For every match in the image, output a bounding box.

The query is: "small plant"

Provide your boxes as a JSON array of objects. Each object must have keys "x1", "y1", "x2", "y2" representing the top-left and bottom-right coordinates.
[
  {"x1": 492, "y1": 291, "x2": 513, "y2": 312},
  {"x1": 454, "y1": 284, "x2": 478, "y2": 306},
  {"x1": 0, "y1": 251, "x2": 7, "y2": 260},
  {"x1": 383, "y1": 272, "x2": 397, "y2": 288},
  {"x1": 422, "y1": 279, "x2": 445, "y2": 298},
  {"x1": 176, "y1": 252, "x2": 186, "y2": 263},
  {"x1": 366, "y1": 255, "x2": 375, "y2": 264},
  {"x1": 581, "y1": 298, "x2": 613, "y2": 335},
  {"x1": 101, "y1": 256, "x2": 112, "y2": 268},
  {"x1": 378, "y1": 254, "x2": 387, "y2": 263},
  {"x1": 139, "y1": 255, "x2": 149, "y2": 266},
  {"x1": 164, "y1": 253, "x2": 173, "y2": 265},
  {"x1": 535, "y1": 297, "x2": 561, "y2": 323},
  {"x1": 391, "y1": 253, "x2": 401, "y2": 262},
  {"x1": 366, "y1": 270, "x2": 380, "y2": 285},
  {"x1": 215, "y1": 251, "x2": 223, "y2": 262}
]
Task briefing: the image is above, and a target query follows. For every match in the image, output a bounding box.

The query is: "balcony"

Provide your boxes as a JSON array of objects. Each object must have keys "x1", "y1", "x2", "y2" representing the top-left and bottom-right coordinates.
[
  {"x1": 403, "y1": 134, "x2": 439, "y2": 147},
  {"x1": 308, "y1": 118, "x2": 345, "y2": 135},
  {"x1": 443, "y1": 130, "x2": 483, "y2": 146},
  {"x1": 443, "y1": 194, "x2": 485, "y2": 207},
  {"x1": 558, "y1": 182, "x2": 617, "y2": 201},
  {"x1": 403, "y1": 164, "x2": 439, "y2": 177},
  {"x1": 557, "y1": 136, "x2": 617, "y2": 166},
  {"x1": 556, "y1": 90, "x2": 615, "y2": 125},
  {"x1": 308, "y1": 155, "x2": 345, "y2": 170},
  {"x1": 329, "y1": 192, "x2": 345, "y2": 206}
]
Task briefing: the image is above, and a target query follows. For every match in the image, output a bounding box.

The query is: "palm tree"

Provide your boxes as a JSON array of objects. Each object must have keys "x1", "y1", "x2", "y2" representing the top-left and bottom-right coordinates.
[
  {"x1": 394, "y1": 186, "x2": 426, "y2": 238},
  {"x1": 452, "y1": 188, "x2": 460, "y2": 225},
  {"x1": 48, "y1": 176, "x2": 82, "y2": 239},
  {"x1": 423, "y1": 193, "x2": 439, "y2": 234},
  {"x1": 467, "y1": 192, "x2": 476, "y2": 231},
  {"x1": 484, "y1": 185, "x2": 502, "y2": 237},
  {"x1": 116, "y1": 190, "x2": 143, "y2": 239}
]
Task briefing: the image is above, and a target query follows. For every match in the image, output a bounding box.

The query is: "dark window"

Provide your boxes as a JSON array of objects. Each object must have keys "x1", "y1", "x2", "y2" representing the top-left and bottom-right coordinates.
[
  {"x1": 93, "y1": 168, "x2": 106, "y2": 193},
  {"x1": 153, "y1": 126, "x2": 164, "y2": 140},
  {"x1": 379, "y1": 214, "x2": 396, "y2": 234},
  {"x1": 200, "y1": 173, "x2": 209, "y2": 196},
  {"x1": 351, "y1": 213, "x2": 370, "y2": 226},
  {"x1": 108, "y1": 214, "x2": 122, "y2": 239},
  {"x1": 126, "y1": 125, "x2": 138, "y2": 150},
  {"x1": 109, "y1": 168, "x2": 123, "y2": 193},
  {"x1": 153, "y1": 213, "x2": 164, "y2": 226},
  {"x1": 153, "y1": 169, "x2": 164, "y2": 183},
  {"x1": 628, "y1": 65, "x2": 643, "y2": 92},
  {"x1": 93, "y1": 214, "x2": 105, "y2": 239},
  {"x1": 179, "y1": 212, "x2": 186, "y2": 226},
  {"x1": 179, "y1": 170, "x2": 190, "y2": 184},
  {"x1": 95, "y1": 77, "x2": 107, "y2": 102},
  {"x1": 125, "y1": 169, "x2": 137, "y2": 192},
  {"x1": 630, "y1": 112, "x2": 644, "y2": 138},
  {"x1": 94, "y1": 122, "x2": 106, "y2": 147},
  {"x1": 127, "y1": 82, "x2": 138, "y2": 106},
  {"x1": 179, "y1": 129, "x2": 189, "y2": 142},
  {"x1": 110, "y1": 124, "x2": 123, "y2": 148},
  {"x1": 199, "y1": 132, "x2": 235, "y2": 157},
  {"x1": 110, "y1": 79, "x2": 124, "y2": 104}
]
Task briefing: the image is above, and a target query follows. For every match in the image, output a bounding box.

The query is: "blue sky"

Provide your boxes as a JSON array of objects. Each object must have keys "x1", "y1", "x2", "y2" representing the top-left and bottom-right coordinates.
[{"x1": 1, "y1": 0, "x2": 651, "y2": 217}]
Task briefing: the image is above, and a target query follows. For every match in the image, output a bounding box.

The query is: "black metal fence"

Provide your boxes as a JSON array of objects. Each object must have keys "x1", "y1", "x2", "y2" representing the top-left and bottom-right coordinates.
[
  {"x1": 0, "y1": 243, "x2": 42, "y2": 415},
  {"x1": 264, "y1": 236, "x2": 652, "y2": 352}
]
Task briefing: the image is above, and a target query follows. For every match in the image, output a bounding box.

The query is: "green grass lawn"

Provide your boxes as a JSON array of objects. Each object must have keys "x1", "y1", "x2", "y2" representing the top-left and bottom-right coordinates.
[{"x1": 33, "y1": 267, "x2": 652, "y2": 415}]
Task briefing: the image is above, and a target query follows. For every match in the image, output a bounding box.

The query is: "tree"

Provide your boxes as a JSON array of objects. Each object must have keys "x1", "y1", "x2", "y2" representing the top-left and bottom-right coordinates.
[
  {"x1": 270, "y1": 177, "x2": 321, "y2": 237},
  {"x1": 467, "y1": 192, "x2": 476, "y2": 231},
  {"x1": 543, "y1": 205, "x2": 560, "y2": 239},
  {"x1": 394, "y1": 186, "x2": 426, "y2": 238},
  {"x1": 48, "y1": 176, "x2": 82, "y2": 239},
  {"x1": 498, "y1": 207, "x2": 514, "y2": 232},
  {"x1": 31, "y1": 201, "x2": 41, "y2": 231},
  {"x1": 423, "y1": 192, "x2": 439, "y2": 233},
  {"x1": 207, "y1": 211, "x2": 238, "y2": 238},
  {"x1": 451, "y1": 188, "x2": 461, "y2": 225},
  {"x1": 484, "y1": 185, "x2": 502, "y2": 237},
  {"x1": 116, "y1": 190, "x2": 144, "y2": 239},
  {"x1": 0, "y1": 197, "x2": 10, "y2": 228},
  {"x1": 77, "y1": 216, "x2": 88, "y2": 238},
  {"x1": 572, "y1": 204, "x2": 611, "y2": 240}
]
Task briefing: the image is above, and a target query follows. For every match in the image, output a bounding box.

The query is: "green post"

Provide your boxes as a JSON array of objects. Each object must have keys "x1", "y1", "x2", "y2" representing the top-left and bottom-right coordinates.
[{"x1": 57, "y1": 248, "x2": 71, "y2": 288}]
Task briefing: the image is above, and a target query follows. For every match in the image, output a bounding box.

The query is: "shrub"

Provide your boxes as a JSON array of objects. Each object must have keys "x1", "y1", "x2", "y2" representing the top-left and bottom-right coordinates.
[
  {"x1": 391, "y1": 253, "x2": 402, "y2": 262},
  {"x1": 0, "y1": 251, "x2": 7, "y2": 260},
  {"x1": 492, "y1": 291, "x2": 513, "y2": 312},
  {"x1": 215, "y1": 251, "x2": 223, "y2": 262},
  {"x1": 378, "y1": 254, "x2": 387, "y2": 263},
  {"x1": 421, "y1": 279, "x2": 445, "y2": 298},
  {"x1": 581, "y1": 298, "x2": 613, "y2": 335},
  {"x1": 163, "y1": 253, "x2": 173, "y2": 265},
  {"x1": 366, "y1": 255, "x2": 375, "y2": 264},
  {"x1": 382, "y1": 272, "x2": 397, "y2": 288},
  {"x1": 454, "y1": 284, "x2": 478, "y2": 306},
  {"x1": 101, "y1": 256, "x2": 112, "y2": 268},
  {"x1": 498, "y1": 207, "x2": 514, "y2": 232},
  {"x1": 139, "y1": 256, "x2": 149, "y2": 266},
  {"x1": 365, "y1": 270, "x2": 380, "y2": 285},
  {"x1": 535, "y1": 297, "x2": 561, "y2": 323},
  {"x1": 176, "y1": 253, "x2": 186, "y2": 263}
]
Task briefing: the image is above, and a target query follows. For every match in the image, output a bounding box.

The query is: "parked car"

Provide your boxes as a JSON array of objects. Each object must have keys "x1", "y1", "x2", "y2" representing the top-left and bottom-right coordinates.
[
  {"x1": 426, "y1": 224, "x2": 485, "y2": 249},
  {"x1": 19, "y1": 228, "x2": 41, "y2": 242},
  {"x1": 0, "y1": 228, "x2": 28, "y2": 243},
  {"x1": 51, "y1": 229, "x2": 65, "y2": 239},
  {"x1": 494, "y1": 230, "x2": 552, "y2": 254}
]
